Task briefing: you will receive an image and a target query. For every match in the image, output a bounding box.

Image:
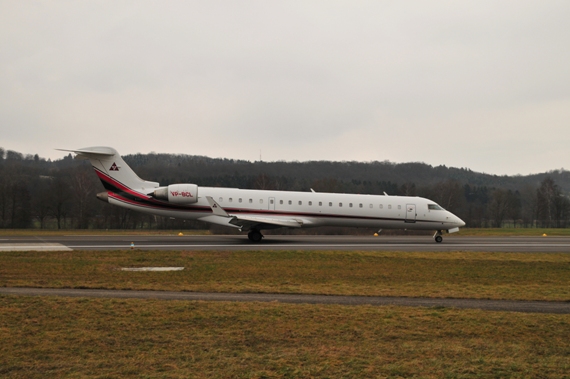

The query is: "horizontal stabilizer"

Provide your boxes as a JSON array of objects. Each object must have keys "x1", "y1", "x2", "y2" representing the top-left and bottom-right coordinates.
[{"x1": 56, "y1": 147, "x2": 116, "y2": 157}]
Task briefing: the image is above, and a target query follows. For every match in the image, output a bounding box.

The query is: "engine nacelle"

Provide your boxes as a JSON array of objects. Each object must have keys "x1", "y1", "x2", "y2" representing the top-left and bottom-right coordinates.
[{"x1": 154, "y1": 184, "x2": 198, "y2": 204}]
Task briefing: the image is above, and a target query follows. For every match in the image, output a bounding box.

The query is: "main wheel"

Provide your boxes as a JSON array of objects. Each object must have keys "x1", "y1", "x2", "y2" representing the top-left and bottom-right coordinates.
[
  {"x1": 248, "y1": 230, "x2": 263, "y2": 242},
  {"x1": 435, "y1": 235, "x2": 443, "y2": 243}
]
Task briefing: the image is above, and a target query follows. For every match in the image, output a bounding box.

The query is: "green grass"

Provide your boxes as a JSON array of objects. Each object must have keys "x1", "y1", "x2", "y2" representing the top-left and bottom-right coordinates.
[
  {"x1": 2, "y1": 250, "x2": 570, "y2": 301},
  {"x1": 1, "y1": 296, "x2": 569, "y2": 378}
]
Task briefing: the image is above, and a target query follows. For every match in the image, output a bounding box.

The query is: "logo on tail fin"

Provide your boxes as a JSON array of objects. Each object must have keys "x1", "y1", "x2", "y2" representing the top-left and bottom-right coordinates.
[{"x1": 109, "y1": 163, "x2": 120, "y2": 171}]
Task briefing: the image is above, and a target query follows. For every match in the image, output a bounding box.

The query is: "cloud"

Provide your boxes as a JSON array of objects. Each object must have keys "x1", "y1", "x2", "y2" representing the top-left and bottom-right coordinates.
[{"x1": 1, "y1": 1, "x2": 569, "y2": 175}]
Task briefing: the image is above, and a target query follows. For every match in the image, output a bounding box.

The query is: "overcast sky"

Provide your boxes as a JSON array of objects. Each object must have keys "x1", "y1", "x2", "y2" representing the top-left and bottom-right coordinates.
[{"x1": 1, "y1": 1, "x2": 569, "y2": 175}]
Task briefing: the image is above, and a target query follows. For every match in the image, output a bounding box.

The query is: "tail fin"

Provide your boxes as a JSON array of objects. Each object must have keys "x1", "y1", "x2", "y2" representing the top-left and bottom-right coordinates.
[{"x1": 57, "y1": 147, "x2": 159, "y2": 195}]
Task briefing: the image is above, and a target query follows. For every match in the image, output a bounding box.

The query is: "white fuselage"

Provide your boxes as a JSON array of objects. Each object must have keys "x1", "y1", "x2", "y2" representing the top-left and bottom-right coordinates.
[{"x1": 109, "y1": 186, "x2": 465, "y2": 231}]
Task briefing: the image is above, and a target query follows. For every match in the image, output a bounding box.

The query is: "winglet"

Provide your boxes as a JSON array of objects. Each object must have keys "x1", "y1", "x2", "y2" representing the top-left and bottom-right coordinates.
[{"x1": 206, "y1": 196, "x2": 230, "y2": 217}]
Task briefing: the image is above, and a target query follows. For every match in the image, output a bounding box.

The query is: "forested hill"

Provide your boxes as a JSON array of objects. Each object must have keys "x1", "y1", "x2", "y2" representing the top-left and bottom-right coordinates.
[
  {"x1": 122, "y1": 152, "x2": 570, "y2": 195},
  {"x1": 1, "y1": 147, "x2": 569, "y2": 229}
]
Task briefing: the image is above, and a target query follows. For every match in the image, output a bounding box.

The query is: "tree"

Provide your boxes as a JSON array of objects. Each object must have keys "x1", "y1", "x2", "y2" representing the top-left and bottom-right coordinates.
[
  {"x1": 536, "y1": 177, "x2": 569, "y2": 228},
  {"x1": 30, "y1": 177, "x2": 53, "y2": 229},
  {"x1": 488, "y1": 189, "x2": 509, "y2": 228},
  {"x1": 50, "y1": 174, "x2": 72, "y2": 229},
  {"x1": 430, "y1": 180, "x2": 465, "y2": 214},
  {"x1": 70, "y1": 168, "x2": 96, "y2": 229}
]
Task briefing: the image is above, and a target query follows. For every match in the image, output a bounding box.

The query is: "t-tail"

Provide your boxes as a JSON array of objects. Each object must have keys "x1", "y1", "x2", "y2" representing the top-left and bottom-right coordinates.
[{"x1": 57, "y1": 147, "x2": 159, "y2": 198}]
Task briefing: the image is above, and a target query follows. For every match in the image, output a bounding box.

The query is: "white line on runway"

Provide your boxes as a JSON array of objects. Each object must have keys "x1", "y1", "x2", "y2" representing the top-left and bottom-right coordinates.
[
  {"x1": 66, "y1": 243, "x2": 570, "y2": 249},
  {"x1": 0, "y1": 243, "x2": 72, "y2": 251}
]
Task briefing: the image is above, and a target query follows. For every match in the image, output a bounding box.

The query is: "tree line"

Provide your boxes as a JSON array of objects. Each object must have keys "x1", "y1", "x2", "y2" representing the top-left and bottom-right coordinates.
[{"x1": 1, "y1": 147, "x2": 569, "y2": 230}]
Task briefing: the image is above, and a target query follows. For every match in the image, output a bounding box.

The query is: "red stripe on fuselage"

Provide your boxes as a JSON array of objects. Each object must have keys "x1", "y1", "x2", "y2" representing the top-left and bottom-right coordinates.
[
  {"x1": 107, "y1": 192, "x2": 440, "y2": 224},
  {"x1": 93, "y1": 167, "x2": 151, "y2": 201}
]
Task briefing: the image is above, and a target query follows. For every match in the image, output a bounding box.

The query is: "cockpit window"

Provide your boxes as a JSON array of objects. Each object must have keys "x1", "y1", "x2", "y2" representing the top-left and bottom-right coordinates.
[{"x1": 428, "y1": 204, "x2": 444, "y2": 211}]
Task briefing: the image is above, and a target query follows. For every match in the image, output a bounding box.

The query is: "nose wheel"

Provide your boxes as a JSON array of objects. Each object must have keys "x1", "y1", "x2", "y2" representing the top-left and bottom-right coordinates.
[
  {"x1": 433, "y1": 230, "x2": 443, "y2": 243},
  {"x1": 248, "y1": 230, "x2": 263, "y2": 242}
]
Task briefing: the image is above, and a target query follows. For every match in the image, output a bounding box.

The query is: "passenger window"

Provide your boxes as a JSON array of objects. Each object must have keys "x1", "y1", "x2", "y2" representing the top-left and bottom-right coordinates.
[
  {"x1": 369, "y1": 204, "x2": 372, "y2": 208},
  {"x1": 349, "y1": 203, "x2": 353, "y2": 208},
  {"x1": 249, "y1": 199, "x2": 253, "y2": 203},
  {"x1": 288, "y1": 200, "x2": 292, "y2": 205},
  {"x1": 388, "y1": 205, "x2": 392, "y2": 209},
  {"x1": 309, "y1": 201, "x2": 312, "y2": 206},
  {"x1": 329, "y1": 202, "x2": 333, "y2": 207},
  {"x1": 299, "y1": 201, "x2": 302, "y2": 205},
  {"x1": 229, "y1": 198, "x2": 233, "y2": 203},
  {"x1": 239, "y1": 198, "x2": 242, "y2": 203},
  {"x1": 359, "y1": 203, "x2": 363, "y2": 208},
  {"x1": 319, "y1": 202, "x2": 322, "y2": 206},
  {"x1": 339, "y1": 203, "x2": 343, "y2": 207},
  {"x1": 380, "y1": 204, "x2": 383, "y2": 209},
  {"x1": 280, "y1": 200, "x2": 283, "y2": 205},
  {"x1": 398, "y1": 205, "x2": 401, "y2": 210},
  {"x1": 259, "y1": 199, "x2": 263, "y2": 204},
  {"x1": 219, "y1": 197, "x2": 223, "y2": 202},
  {"x1": 270, "y1": 199, "x2": 274, "y2": 205}
]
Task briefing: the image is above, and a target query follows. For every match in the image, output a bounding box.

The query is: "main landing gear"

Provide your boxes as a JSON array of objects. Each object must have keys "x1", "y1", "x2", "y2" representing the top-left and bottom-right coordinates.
[
  {"x1": 248, "y1": 229, "x2": 264, "y2": 242},
  {"x1": 433, "y1": 230, "x2": 443, "y2": 243}
]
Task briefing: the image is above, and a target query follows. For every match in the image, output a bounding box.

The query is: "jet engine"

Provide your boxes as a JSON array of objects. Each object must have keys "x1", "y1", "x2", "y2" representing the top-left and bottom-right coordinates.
[{"x1": 153, "y1": 184, "x2": 198, "y2": 204}]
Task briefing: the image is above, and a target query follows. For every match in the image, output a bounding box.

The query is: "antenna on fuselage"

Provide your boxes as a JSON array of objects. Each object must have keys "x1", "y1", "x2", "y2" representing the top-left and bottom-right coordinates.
[{"x1": 383, "y1": 192, "x2": 389, "y2": 196}]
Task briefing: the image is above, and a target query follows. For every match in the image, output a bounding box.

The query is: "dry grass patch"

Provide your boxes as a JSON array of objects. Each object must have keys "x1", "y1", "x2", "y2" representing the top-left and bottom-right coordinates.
[
  {"x1": 1, "y1": 250, "x2": 569, "y2": 301},
  {"x1": 1, "y1": 296, "x2": 569, "y2": 378},
  {"x1": 453, "y1": 228, "x2": 570, "y2": 237}
]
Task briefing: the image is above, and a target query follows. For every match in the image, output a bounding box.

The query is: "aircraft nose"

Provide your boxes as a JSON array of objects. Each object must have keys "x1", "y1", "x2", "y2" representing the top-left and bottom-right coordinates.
[
  {"x1": 455, "y1": 215, "x2": 466, "y2": 227},
  {"x1": 447, "y1": 211, "x2": 465, "y2": 227}
]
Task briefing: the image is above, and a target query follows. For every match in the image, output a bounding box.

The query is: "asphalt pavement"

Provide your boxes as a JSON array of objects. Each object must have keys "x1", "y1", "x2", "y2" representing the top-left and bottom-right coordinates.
[{"x1": 1, "y1": 234, "x2": 570, "y2": 252}]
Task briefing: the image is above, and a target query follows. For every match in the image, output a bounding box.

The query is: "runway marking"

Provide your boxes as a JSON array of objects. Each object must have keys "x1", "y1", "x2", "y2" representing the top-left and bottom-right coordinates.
[
  {"x1": 0, "y1": 243, "x2": 72, "y2": 252},
  {"x1": 121, "y1": 267, "x2": 185, "y2": 271},
  {"x1": 68, "y1": 243, "x2": 570, "y2": 249}
]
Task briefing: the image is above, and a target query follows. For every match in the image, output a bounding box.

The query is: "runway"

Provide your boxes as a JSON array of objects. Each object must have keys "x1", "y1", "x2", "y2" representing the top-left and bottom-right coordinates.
[
  {"x1": 1, "y1": 287, "x2": 569, "y2": 314},
  {"x1": 1, "y1": 235, "x2": 570, "y2": 252}
]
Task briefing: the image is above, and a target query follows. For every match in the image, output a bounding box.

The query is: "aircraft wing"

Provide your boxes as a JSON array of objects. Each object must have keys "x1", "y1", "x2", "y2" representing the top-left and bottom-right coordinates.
[
  {"x1": 204, "y1": 196, "x2": 304, "y2": 230},
  {"x1": 228, "y1": 214, "x2": 303, "y2": 229}
]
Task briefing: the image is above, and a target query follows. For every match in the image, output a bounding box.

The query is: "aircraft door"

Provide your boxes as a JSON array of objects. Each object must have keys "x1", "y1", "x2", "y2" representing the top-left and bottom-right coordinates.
[
  {"x1": 405, "y1": 204, "x2": 416, "y2": 223},
  {"x1": 269, "y1": 197, "x2": 275, "y2": 211}
]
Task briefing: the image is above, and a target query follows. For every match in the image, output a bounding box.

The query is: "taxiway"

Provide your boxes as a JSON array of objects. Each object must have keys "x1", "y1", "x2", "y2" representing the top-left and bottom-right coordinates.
[{"x1": 1, "y1": 235, "x2": 570, "y2": 252}]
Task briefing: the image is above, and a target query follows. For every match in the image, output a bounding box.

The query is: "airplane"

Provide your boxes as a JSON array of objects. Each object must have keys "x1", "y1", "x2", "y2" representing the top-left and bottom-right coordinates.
[{"x1": 58, "y1": 147, "x2": 465, "y2": 243}]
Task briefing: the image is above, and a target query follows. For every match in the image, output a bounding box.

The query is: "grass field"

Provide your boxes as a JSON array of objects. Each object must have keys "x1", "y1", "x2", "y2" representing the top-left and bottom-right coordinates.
[
  {"x1": 1, "y1": 296, "x2": 569, "y2": 378},
  {"x1": 2, "y1": 247, "x2": 570, "y2": 377},
  {"x1": 1, "y1": 250, "x2": 570, "y2": 301},
  {"x1": 450, "y1": 228, "x2": 570, "y2": 237}
]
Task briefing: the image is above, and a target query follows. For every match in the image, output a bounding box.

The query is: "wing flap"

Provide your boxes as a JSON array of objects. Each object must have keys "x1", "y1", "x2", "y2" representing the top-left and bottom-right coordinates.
[{"x1": 229, "y1": 215, "x2": 304, "y2": 229}]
